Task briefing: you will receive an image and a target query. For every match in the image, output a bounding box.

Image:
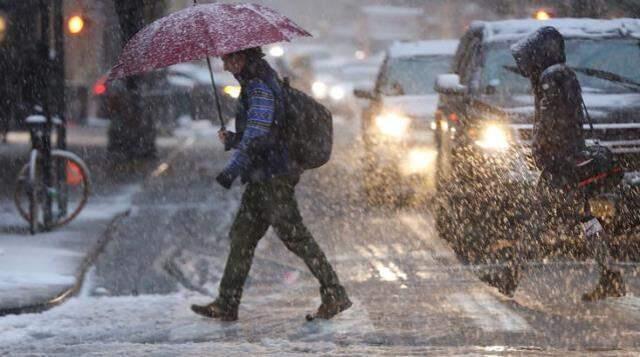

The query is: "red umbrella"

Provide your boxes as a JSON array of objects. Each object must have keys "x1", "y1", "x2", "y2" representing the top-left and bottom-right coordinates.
[
  {"x1": 108, "y1": 2, "x2": 311, "y2": 127},
  {"x1": 109, "y1": 3, "x2": 310, "y2": 79}
]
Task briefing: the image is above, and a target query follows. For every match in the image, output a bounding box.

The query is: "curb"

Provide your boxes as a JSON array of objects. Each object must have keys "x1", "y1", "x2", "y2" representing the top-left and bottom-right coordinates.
[{"x1": 0, "y1": 210, "x2": 131, "y2": 317}]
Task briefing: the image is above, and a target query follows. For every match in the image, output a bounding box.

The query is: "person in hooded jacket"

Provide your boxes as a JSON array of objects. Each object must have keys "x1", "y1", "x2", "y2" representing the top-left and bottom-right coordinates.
[
  {"x1": 504, "y1": 26, "x2": 625, "y2": 301},
  {"x1": 191, "y1": 47, "x2": 351, "y2": 321}
]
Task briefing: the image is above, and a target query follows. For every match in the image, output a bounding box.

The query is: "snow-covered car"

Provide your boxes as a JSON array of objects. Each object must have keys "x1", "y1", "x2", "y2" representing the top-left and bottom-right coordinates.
[
  {"x1": 434, "y1": 18, "x2": 640, "y2": 257},
  {"x1": 354, "y1": 39, "x2": 458, "y2": 203},
  {"x1": 309, "y1": 55, "x2": 379, "y2": 118}
]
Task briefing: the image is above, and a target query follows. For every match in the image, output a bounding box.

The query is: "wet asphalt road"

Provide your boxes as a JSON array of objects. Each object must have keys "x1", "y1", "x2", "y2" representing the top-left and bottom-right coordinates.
[
  {"x1": 82, "y1": 116, "x2": 640, "y2": 353},
  {"x1": 4, "y1": 117, "x2": 640, "y2": 354}
]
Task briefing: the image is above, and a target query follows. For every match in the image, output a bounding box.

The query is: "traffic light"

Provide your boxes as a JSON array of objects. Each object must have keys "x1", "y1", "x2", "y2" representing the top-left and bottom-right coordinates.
[
  {"x1": 67, "y1": 15, "x2": 85, "y2": 35},
  {"x1": 0, "y1": 13, "x2": 7, "y2": 43},
  {"x1": 534, "y1": 9, "x2": 553, "y2": 20}
]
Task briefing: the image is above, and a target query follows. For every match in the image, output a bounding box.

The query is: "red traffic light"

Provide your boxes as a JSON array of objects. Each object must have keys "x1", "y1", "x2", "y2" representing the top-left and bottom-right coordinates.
[{"x1": 93, "y1": 76, "x2": 107, "y2": 95}]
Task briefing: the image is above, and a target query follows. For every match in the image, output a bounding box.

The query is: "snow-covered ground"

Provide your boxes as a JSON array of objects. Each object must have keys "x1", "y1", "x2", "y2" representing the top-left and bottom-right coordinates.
[
  {"x1": 0, "y1": 288, "x2": 379, "y2": 355},
  {"x1": 0, "y1": 186, "x2": 139, "y2": 313}
]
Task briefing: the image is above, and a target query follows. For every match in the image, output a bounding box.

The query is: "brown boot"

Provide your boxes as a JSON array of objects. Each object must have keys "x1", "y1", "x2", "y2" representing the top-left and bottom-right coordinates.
[
  {"x1": 191, "y1": 302, "x2": 238, "y2": 321},
  {"x1": 582, "y1": 270, "x2": 626, "y2": 302},
  {"x1": 306, "y1": 286, "x2": 352, "y2": 321}
]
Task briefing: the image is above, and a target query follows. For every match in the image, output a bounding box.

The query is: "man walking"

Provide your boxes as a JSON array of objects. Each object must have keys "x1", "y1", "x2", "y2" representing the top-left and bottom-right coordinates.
[
  {"x1": 191, "y1": 47, "x2": 351, "y2": 321},
  {"x1": 500, "y1": 26, "x2": 626, "y2": 301}
]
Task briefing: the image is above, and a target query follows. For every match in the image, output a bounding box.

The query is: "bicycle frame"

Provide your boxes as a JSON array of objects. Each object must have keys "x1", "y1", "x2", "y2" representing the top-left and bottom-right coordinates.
[{"x1": 27, "y1": 114, "x2": 68, "y2": 230}]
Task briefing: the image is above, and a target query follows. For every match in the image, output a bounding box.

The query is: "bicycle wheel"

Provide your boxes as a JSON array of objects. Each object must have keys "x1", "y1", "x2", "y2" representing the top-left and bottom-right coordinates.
[
  {"x1": 49, "y1": 150, "x2": 91, "y2": 228},
  {"x1": 14, "y1": 150, "x2": 42, "y2": 234},
  {"x1": 15, "y1": 150, "x2": 91, "y2": 230}
]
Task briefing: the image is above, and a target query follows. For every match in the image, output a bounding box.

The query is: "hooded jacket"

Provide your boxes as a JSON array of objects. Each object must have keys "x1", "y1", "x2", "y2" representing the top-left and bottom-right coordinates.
[{"x1": 511, "y1": 26, "x2": 586, "y2": 184}]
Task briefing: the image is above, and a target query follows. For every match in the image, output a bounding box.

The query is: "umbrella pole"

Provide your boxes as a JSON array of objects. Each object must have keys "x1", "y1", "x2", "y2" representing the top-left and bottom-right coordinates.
[
  {"x1": 192, "y1": 0, "x2": 225, "y2": 130},
  {"x1": 206, "y1": 57, "x2": 226, "y2": 130}
]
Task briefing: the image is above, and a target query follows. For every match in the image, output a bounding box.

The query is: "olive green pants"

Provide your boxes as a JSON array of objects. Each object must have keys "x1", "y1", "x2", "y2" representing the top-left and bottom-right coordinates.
[{"x1": 216, "y1": 175, "x2": 345, "y2": 310}]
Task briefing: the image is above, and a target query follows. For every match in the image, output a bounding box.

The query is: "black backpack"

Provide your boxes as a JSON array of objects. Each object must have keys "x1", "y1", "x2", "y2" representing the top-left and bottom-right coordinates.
[{"x1": 279, "y1": 78, "x2": 333, "y2": 170}]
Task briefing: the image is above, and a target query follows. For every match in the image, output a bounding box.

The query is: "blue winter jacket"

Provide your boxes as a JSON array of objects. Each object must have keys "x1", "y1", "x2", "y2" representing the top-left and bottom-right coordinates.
[{"x1": 219, "y1": 60, "x2": 291, "y2": 184}]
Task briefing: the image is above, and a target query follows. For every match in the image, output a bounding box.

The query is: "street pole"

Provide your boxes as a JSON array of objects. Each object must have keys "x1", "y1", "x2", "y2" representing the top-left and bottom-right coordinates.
[
  {"x1": 39, "y1": 0, "x2": 53, "y2": 228},
  {"x1": 53, "y1": 0, "x2": 68, "y2": 216}
]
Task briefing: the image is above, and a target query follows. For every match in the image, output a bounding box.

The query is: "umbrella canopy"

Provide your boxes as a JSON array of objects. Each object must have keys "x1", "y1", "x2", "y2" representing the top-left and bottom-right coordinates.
[{"x1": 109, "y1": 3, "x2": 311, "y2": 79}]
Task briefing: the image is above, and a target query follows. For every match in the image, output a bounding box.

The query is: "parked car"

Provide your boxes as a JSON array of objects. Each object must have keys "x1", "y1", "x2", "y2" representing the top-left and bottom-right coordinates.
[
  {"x1": 434, "y1": 18, "x2": 640, "y2": 260},
  {"x1": 89, "y1": 61, "x2": 239, "y2": 132},
  {"x1": 167, "y1": 62, "x2": 239, "y2": 123},
  {"x1": 354, "y1": 39, "x2": 458, "y2": 203}
]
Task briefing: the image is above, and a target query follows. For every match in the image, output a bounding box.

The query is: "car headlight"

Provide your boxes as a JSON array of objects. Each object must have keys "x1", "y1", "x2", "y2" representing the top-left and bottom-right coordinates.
[
  {"x1": 375, "y1": 113, "x2": 410, "y2": 139},
  {"x1": 402, "y1": 148, "x2": 437, "y2": 175},
  {"x1": 475, "y1": 123, "x2": 510, "y2": 151},
  {"x1": 329, "y1": 85, "x2": 345, "y2": 101},
  {"x1": 223, "y1": 85, "x2": 241, "y2": 99},
  {"x1": 268, "y1": 45, "x2": 284, "y2": 58},
  {"x1": 312, "y1": 81, "x2": 328, "y2": 99}
]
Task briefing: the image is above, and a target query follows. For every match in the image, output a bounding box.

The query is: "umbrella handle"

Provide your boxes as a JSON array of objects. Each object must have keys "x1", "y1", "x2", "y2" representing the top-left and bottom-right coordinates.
[{"x1": 206, "y1": 57, "x2": 226, "y2": 130}]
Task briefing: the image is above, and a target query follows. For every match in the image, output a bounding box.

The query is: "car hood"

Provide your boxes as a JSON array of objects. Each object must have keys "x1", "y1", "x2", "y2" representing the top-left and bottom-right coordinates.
[
  {"x1": 479, "y1": 93, "x2": 640, "y2": 124},
  {"x1": 381, "y1": 95, "x2": 440, "y2": 118}
]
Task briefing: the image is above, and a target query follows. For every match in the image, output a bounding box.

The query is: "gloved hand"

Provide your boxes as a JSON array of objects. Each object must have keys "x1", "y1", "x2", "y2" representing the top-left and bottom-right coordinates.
[
  {"x1": 216, "y1": 171, "x2": 235, "y2": 189},
  {"x1": 218, "y1": 129, "x2": 237, "y2": 151}
]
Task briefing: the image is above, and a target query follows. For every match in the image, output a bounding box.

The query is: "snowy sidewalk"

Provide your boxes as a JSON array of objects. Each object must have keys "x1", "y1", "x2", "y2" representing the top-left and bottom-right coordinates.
[
  {"x1": 0, "y1": 185, "x2": 140, "y2": 315},
  {"x1": 0, "y1": 122, "x2": 189, "y2": 316}
]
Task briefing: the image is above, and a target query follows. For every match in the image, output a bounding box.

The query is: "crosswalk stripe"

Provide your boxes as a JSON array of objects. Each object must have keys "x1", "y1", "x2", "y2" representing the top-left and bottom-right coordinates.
[
  {"x1": 399, "y1": 214, "x2": 456, "y2": 262},
  {"x1": 399, "y1": 213, "x2": 532, "y2": 333},
  {"x1": 451, "y1": 291, "x2": 532, "y2": 332}
]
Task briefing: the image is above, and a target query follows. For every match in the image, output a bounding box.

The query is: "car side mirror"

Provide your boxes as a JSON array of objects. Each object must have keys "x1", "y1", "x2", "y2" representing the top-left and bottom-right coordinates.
[
  {"x1": 434, "y1": 74, "x2": 467, "y2": 96},
  {"x1": 353, "y1": 88, "x2": 375, "y2": 100}
]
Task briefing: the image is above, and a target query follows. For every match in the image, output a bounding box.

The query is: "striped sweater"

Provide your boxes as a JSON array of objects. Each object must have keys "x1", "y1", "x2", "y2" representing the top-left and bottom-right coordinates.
[{"x1": 221, "y1": 78, "x2": 287, "y2": 182}]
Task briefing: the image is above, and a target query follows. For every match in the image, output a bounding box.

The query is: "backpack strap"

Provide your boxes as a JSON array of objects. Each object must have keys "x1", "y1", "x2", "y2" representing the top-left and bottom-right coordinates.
[{"x1": 580, "y1": 97, "x2": 596, "y2": 139}]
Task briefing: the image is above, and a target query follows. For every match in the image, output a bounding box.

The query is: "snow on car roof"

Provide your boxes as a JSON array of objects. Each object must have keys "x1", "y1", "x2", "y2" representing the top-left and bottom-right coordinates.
[
  {"x1": 476, "y1": 18, "x2": 640, "y2": 42},
  {"x1": 362, "y1": 5, "x2": 423, "y2": 16},
  {"x1": 388, "y1": 40, "x2": 459, "y2": 59}
]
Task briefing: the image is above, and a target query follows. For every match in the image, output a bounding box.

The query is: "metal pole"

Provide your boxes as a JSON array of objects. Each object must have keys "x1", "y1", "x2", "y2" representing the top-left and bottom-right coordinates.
[
  {"x1": 193, "y1": 0, "x2": 225, "y2": 130},
  {"x1": 53, "y1": 0, "x2": 68, "y2": 217},
  {"x1": 40, "y1": 0, "x2": 53, "y2": 228},
  {"x1": 206, "y1": 57, "x2": 226, "y2": 130}
]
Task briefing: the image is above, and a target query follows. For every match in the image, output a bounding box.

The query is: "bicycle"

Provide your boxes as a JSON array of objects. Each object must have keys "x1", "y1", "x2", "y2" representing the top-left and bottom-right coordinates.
[{"x1": 13, "y1": 114, "x2": 91, "y2": 234}]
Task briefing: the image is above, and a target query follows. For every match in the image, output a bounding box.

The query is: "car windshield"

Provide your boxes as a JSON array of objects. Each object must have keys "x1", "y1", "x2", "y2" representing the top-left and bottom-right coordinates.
[
  {"x1": 482, "y1": 38, "x2": 640, "y2": 96},
  {"x1": 378, "y1": 55, "x2": 451, "y2": 96}
]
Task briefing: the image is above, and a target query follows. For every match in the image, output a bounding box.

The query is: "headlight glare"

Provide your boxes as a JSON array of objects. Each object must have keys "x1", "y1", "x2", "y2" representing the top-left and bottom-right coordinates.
[
  {"x1": 312, "y1": 81, "x2": 328, "y2": 99},
  {"x1": 403, "y1": 148, "x2": 436, "y2": 175},
  {"x1": 475, "y1": 123, "x2": 509, "y2": 150},
  {"x1": 375, "y1": 113, "x2": 410, "y2": 139},
  {"x1": 269, "y1": 45, "x2": 284, "y2": 57},
  {"x1": 329, "y1": 86, "x2": 345, "y2": 101},
  {"x1": 223, "y1": 85, "x2": 241, "y2": 99}
]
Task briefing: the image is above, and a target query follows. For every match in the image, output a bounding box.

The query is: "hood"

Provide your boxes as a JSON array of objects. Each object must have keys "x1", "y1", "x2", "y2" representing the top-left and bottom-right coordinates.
[
  {"x1": 511, "y1": 26, "x2": 565, "y2": 79},
  {"x1": 381, "y1": 95, "x2": 439, "y2": 118}
]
